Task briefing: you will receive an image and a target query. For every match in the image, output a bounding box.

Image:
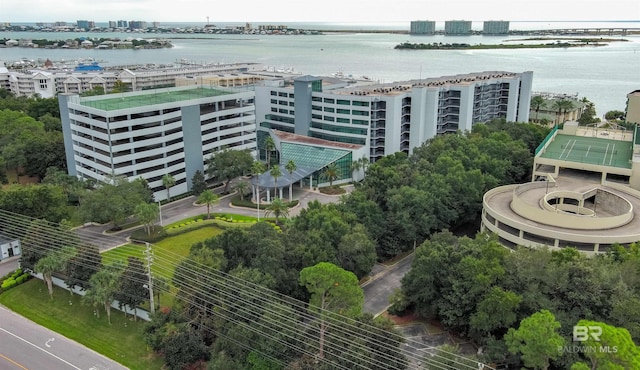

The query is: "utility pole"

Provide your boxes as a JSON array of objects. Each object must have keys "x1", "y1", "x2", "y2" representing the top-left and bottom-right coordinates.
[
  {"x1": 145, "y1": 242, "x2": 155, "y2": 315},
  {"x1": 158, "y1": 201, "x2": 163, "y2": 226}
]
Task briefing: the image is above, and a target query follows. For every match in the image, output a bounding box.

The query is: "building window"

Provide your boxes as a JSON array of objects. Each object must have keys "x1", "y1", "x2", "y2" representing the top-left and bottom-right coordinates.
[
  {"x1": 39, "y1": 79, "x2": 48, "y2": 89},
  {"x1": 337, "y1": 109, "x2": 350, "y2": 115},
  {"x1": 337, "y1": 99, "x2": 350, "y2": 105},
  {"x1": 324, "y1": 98, "x2": 335, "y2": 104}
]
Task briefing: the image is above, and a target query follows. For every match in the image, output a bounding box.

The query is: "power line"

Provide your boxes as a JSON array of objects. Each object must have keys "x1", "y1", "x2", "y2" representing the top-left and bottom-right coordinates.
[{"x1": 0, "y1": 209, "x2": 493, "y2": 370}]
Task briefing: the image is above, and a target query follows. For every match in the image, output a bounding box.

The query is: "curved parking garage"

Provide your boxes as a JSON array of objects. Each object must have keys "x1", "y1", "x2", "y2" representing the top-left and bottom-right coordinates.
[{"x1": 481, "y1": 176, "x2": 640, "y2": 254}]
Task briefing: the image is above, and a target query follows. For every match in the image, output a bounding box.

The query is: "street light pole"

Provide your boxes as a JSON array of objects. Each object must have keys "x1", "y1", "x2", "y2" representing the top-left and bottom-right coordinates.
[{"x1": 158, "y1": 201, "x2": 163, "y2": 226}]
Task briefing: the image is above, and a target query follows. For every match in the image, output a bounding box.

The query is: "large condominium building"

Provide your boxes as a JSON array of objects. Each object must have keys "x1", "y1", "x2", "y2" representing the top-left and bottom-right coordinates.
[
  {"x1": 76, "y1": 20, "x2": 95, "y2": 31},
  {"x1": 626, "y1": 90, "x2": 640, "y2": 124},
  {"x1": 0, "y1": 62, "x2": 263, "y2": 98},
  {"x1": 58, "y1": 85, "x2": 256, "y2": 201},
  {"x1": 255, "y1": 71, "x2": 533, "y2": 179},
  {"x1": 483, "y1": 21, "x2": 510, "y2": 35},
  {"x1": 410, "y1": 20, "x2": 436, "y2": 35},
  {"x1": 444, "y1": 20, "x2": 472, "y2": 35}
]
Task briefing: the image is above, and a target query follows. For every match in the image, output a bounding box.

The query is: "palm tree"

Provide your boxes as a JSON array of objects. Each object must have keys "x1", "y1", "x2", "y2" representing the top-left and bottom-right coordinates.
[
  {"x1": 198, "y1": 189, "x2": 219, "y2": 219},
  {"x1": 321, "y1": 163, "x2": 339, "y2": 187},
  {"x1": 350, "y1": 156, "x2": 370, "y2": 182},
  {"x1": 235, "y1": 181, "x2": 249, "y2": 201},
  {"x1": 561, "y1": 100, "x2": 575, "y2": 122},
  {"x1": 35, "y1": 246, "x2": 76, "y2": 299},
  {"x1": 251, "y1": 161, "x2": 266, "y2": 205},
  {"x1": 84, "y1": 263, "x2": 123, "y2": 324},
  {"x1": 285, "y1": 160, "x2": 296, "y2": 202},
  {"x1": 265, "y1": 136, "x2": 276, "y2": 169},
  {"x1": 553, "y1": 100, "x2": 564, "y2": 125},
  {"x1": 265, "y1": 197, "x2": 289, "y2": 222},
  {"x1": 351, "y1": 159, "x2": 362, "y2": 181},
  {"x1": 531, "y1": 95, "x2": 546, "y2": 121},
  {"x1": 161, "y1": 174, "x2": 175, "y2": 201},
  {"x1": 553, "y1": 99, "x2": 575, "y2": 124},
  {"x1": 270, "y1": 165, "x2": 282, "y2": 199}
]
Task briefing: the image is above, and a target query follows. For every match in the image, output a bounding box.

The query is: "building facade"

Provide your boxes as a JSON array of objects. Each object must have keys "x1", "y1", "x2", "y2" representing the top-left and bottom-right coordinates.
[
  {"x1": 0, "y1": 235, "x2": 21, "y2": 261},
  {"x1": 255, "y1": 71, "x2": 533, "y2": 164},
  {"x1": 626, "y1": 90, "x2": 640, "y2": 125},
  {"x1": 483, "y1": 21, "x2": 510, "y2": 35},
  {"x1": 58, "y1": 85, "x2": 256, "y2": 201},
  {"x1": 1, "y1": 62, "x2": 263, "y2": 98},
  {"x1": 444, "y1": 20, "x2": 472, "y2": 35},
  {"x1": 410, "y1": 20, "x2": 436, "y2": 35}
]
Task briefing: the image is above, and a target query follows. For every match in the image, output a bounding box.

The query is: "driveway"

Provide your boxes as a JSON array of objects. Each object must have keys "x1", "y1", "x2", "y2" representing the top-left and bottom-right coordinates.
[
  {"x1": 362, "y1": 253, "x2": 415, "y2": 317},
  {"x1": 73, "y1": 182, "x2": 352, "y2": 251}
]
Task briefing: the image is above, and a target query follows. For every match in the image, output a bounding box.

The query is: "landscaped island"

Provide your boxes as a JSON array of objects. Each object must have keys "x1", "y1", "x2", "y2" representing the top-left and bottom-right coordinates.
[{"x1": 395, "y1": 37, "x2": 627, "y2": 50}]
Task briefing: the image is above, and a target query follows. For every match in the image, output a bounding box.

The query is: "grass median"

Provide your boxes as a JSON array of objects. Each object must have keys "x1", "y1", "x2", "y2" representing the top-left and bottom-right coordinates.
[{"x1": 0, "y1": 279, "x2": 164, "y2": 370}]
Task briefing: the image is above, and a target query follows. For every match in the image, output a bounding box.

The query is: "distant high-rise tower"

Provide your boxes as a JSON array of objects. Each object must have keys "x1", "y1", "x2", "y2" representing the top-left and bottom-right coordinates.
[
  {"x1": 444, "y1": 20, "x2": 472, "y2": 35},
  {"x1": 410, "y1": 20, "x2": 436, "y2": 35},
  {"x1": 117, "y1": 20, "x2": 128, "y2": 28},
  {"x1": 483, "y1": 21, "x2": 510, "y2": 35},
  {"x1": 108, "y1": 21, "x2": 117, "y2": 28}
]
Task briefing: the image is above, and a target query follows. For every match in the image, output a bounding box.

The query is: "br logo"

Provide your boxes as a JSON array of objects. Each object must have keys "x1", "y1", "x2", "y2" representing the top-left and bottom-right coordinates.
[{"x1": 573, "y1": 325, "x2": 602, "y2": 342}]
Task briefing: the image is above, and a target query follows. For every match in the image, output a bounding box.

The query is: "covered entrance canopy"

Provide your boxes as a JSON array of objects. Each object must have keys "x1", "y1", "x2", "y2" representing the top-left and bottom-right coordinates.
[
  {"x1": 251, "y1": 130, "x2": 360, "y2": 190},
  {"x1": 251, "y1": 142, "x2": 351, "y2": 189}
]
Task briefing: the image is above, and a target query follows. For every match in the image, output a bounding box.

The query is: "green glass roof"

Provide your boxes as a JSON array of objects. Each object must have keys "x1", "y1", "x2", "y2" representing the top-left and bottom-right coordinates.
[
  {"x1": 80, "y1": 87, "x2": 232, "y2": 111},
  {"x1": 280, "y1": 142, "x2": 349, "y2": 169}
]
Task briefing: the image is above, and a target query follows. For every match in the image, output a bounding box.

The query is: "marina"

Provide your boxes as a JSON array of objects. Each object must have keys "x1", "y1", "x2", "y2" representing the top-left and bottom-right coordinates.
[{"x1": 1, "y1": 21, "x2": 639, "y2": 115}]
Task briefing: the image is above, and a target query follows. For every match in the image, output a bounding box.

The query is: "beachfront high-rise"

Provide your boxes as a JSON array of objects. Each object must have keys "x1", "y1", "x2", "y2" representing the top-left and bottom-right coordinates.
[
  {"x1": 444, "y1": 20, "x2": 472, "y2": 35},
  {"x1": 58, "y1": 85, "x2": 256, "y2": 201},
  {"x1": 483, "y1": 21, "x2": 510, "y2": 35},
  {"x1": 410, "y1": 20, "x2": 436, "y2": 35},
  {"x1": 255, "y1": 71, "x2": 533, "y2": 169}
]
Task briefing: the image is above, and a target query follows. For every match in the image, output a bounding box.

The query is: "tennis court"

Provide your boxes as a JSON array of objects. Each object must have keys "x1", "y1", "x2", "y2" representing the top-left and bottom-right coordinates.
[{"x1": 539, "y1": 134, "x2": 633, "y2": 169}]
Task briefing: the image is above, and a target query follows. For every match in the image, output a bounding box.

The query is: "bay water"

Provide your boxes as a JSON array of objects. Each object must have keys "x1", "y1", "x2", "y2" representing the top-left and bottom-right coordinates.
[{"x1": 2, "y1": 21, "x2": 640, "y2": 115}]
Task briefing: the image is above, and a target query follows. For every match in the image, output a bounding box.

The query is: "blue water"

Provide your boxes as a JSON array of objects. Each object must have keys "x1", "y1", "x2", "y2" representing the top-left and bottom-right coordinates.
[{"x1": 2, "y1": 21, "x2": 640, "y2": 115}]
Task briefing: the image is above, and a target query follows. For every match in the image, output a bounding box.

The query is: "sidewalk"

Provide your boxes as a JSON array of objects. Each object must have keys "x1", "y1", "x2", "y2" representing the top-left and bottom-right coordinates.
[{"x1": 0, "y1": 256, "x2": 20, "y2": 277}]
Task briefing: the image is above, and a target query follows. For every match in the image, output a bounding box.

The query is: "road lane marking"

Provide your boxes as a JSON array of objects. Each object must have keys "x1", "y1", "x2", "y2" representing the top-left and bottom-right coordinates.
[
  {"x1": 0, "y1": 353, "x2": 28, "y2": 370},
  {"x1": 0, "y1": 328, "x2": 81, "y2": 370}
]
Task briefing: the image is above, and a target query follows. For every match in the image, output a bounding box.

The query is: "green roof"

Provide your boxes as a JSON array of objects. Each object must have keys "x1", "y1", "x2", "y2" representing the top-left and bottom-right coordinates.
[
  {"x1": 280, "y1": 142, "x2": 350, "y2": 169},
  {"x1": 80, "y1": 88, "x2": 232, "y2": 111}
]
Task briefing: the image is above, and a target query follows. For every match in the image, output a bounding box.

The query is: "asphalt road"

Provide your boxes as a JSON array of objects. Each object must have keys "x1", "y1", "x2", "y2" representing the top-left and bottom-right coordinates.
[
  {"x1": 362, "y1": 253, "x2": 415, "y2": 316},
  {"x1": 0, "y1": 305, "x2": 128, "y2": 370}
]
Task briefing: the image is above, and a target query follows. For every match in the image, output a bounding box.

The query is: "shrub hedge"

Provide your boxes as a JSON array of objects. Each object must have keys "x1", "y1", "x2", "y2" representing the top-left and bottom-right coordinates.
[
  {"x1": 230, "y1": 195, "x2": 299, "y2": 209},
  {"x1": 0, "y1": 270, "x2": 31, "y2": 294}
]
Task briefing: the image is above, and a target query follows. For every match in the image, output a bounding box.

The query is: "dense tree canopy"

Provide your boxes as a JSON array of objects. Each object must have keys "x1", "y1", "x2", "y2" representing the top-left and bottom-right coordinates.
[
  {"x1": 0, "y1": 107, "x2": 66, "y2": 181},
  {"x1": 398, "y1": 231, "x2": 640, "y2": 368},
  {"x1": 341, "y1": 119, "x2": 549, "y2": 258},
  {"x1": 206, "y1": 148, "x2": 253, "y2": 193},
  {"x1": 78, "y1": 176, "x2": 154, "y2": 226}
]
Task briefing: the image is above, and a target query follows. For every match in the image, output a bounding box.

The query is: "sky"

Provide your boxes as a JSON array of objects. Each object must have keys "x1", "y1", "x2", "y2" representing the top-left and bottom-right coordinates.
[{"x1": 2, "y1": 0, "x2": 639, "y2": 23}]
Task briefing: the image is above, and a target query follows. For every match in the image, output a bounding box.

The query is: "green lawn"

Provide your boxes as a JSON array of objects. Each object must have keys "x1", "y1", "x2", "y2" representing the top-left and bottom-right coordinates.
[
  {"x1": 0, "y1": 279, "x2": 164, "y2": 370},
  {"x1": 103, "y1": 226, "x2": 224, "y2": 280}
]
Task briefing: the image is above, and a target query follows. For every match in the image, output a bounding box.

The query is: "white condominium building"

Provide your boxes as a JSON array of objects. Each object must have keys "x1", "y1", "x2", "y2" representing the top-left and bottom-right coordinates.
[
  {"x1": 58, "y1": 85, "x2": 256, "y2": 201},
  {"x1": 255, "y1": 71, "x2": 533, "y2": 163},
  {"x1": 2, "y1": 62, "x2": 263, "y2": 98}
]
